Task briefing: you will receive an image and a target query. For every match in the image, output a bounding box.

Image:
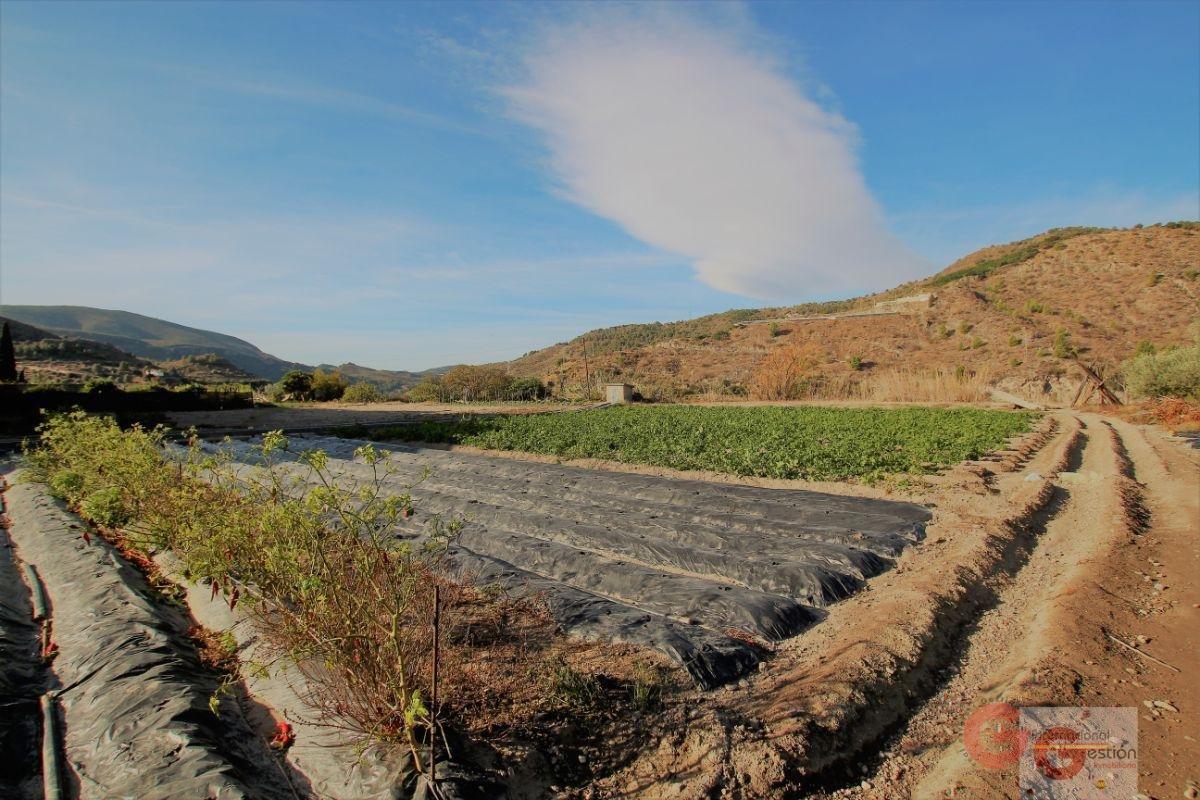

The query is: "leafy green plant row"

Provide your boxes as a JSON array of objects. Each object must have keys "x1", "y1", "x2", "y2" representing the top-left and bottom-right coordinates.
[{"x1": 370, "y1": 405, "x2": 1036, "y2": 483}]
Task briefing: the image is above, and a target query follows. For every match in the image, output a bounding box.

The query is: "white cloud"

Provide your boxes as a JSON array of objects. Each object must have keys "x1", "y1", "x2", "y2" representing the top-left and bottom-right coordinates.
[{"x1": 503, "y1": 8, "x2": 928, "y2": 300}]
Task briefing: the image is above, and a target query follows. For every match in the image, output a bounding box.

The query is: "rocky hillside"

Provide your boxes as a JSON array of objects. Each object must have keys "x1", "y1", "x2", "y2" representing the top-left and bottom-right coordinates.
[
  {"x1": 156, "y1": 354, "x2": 263, "y2": 385},
  {"x1": 501, "y1": 223, "x2": 1200, "y2": 402}
]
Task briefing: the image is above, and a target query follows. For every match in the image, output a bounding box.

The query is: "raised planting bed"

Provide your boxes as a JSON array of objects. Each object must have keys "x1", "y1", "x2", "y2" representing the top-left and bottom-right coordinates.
[
  {"x1": 218, "y1": 435, "x2": 933, "y2": 688},
  {"x1": 1, "y1": 476, "x2": 297, "y2": 800}
]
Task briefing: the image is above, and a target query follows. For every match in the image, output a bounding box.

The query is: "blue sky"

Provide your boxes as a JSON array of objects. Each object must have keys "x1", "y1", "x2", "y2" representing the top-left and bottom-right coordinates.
[{"x1": 1, "y1": 1, "x2": 1197, "y2": 370}]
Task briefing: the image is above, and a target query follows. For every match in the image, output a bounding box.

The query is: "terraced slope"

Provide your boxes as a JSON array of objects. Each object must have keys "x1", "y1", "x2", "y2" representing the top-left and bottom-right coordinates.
[{"x1": 216, "y1": 436, "x2": 931, "y2": 688}]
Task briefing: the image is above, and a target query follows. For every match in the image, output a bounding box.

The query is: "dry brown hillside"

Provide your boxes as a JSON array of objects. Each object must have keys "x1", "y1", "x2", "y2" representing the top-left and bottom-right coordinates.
[{"x1": 502, "y1": 223, "x2": 1200, "y2": 403}]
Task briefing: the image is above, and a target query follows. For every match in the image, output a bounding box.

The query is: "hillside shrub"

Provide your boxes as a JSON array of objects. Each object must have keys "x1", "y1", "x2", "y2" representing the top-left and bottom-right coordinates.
[
  {"x1": 406, "y1": 376, "x2": 446, "y2": 403},
  {"x1": 83, "y1": 377, "x2": 118, "y2": 394},
  {"x1": 442, "y1": 365, "x2": 512, "y2": 402},
  {"x1": 310, "y1": 368, "x2": 348, "y2": 401},
  {"x1": 748, "y1": 344, "x2": 820, "y2": 400},
  {"x1": 1123, "y1": 345, "x2": 1200, "y2": 400},
  {"x1": 342, "y1": 381, "x2": 385, "y2": 404},
  {"x1": 279, "y1": 370, "x2": 314, "y2": 400},
  {"x1": 509, "y1": 376, "x2": 547, "y2": 400},
  {"x1": 1053, "y1": 329, "x2": 1075, "y2": 359}
]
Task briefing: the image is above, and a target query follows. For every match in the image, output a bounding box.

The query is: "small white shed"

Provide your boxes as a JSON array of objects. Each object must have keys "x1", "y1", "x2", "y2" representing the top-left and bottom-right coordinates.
[{"x1": 605, "y1": 383, "x2": 634, "y2": 404}]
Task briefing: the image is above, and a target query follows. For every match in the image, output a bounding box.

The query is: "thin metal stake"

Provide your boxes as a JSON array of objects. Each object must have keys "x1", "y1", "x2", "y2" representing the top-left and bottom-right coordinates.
[{"x1": 428, "y1": 584, "x2": 440, "y2": 784}]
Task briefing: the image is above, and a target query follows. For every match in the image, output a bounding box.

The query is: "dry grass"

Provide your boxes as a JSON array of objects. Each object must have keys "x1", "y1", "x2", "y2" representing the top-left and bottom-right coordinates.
[
  {"x1": 859, "y1": 367, "x2": 994, "y2": 403},
  {"x1": 749, "y1": 355, "x2": 993, "y2": 403}
]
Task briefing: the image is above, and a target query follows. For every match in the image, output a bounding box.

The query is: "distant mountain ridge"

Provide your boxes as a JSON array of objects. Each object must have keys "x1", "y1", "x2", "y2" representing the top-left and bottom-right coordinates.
[
  {"x1": 0, "y1": 305, "x2": 304, "y2": 380},
  {"x1": 0, "y1": 305, "x2": 439, "y2": 389}
]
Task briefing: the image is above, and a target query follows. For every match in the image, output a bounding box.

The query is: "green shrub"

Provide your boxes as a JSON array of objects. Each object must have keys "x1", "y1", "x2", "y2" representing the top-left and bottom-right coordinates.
[
  {"x1": 508, "y1": 376, "x2": 547, "y2": 401},
  {"x1": 342, "y1": 381, "x2": 385, "y2": 404},
  {"x1": 262, "y1": 382, "x2": 287, "y2": 402},
  {"x1": 310, "y1": 369, "x2": 348, "y2": 402},
  {"x1": 1123, "y1": 346, "x2": 1200, "y2": 400},
  {"x1": 81, "y1": 486, "x2": 131, "y2": 527},
  {"x1": 48, "y1": 469, "x2": 85, "y2": 503},
  {"x1": 1053, "y1": 329, "x2": 1075, "y2": 359},
  {"x1": 1134, "y1": 340, "x2": 1157, "y2": 357},
  {"x1": 279, "y1": 370, "x2": 314, "y2": 400},
  {"x1": 405, "y1": 376, "x2": 446, "y2": 403},
  {"x1": 1008, "y1": 335, "x2": 1023, "y2": 347},
  {"x1": 1024, "y1": 300, "x2": 1046, "y2": 314},
  {"x1": 848, "y1": 355, "x2": 864, "y2": 371}
]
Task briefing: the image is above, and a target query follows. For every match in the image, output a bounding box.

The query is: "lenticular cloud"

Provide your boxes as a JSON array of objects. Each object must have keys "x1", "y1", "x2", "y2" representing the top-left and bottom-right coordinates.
[{"x1": 504, "y1": 11, "x2": 927, "y2": 299}]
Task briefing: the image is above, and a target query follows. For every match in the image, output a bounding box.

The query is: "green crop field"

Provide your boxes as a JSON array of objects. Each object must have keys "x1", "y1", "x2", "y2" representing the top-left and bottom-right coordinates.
[{"x1": 367, "y1": 405, "x2": 1036, "y2": 482}]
